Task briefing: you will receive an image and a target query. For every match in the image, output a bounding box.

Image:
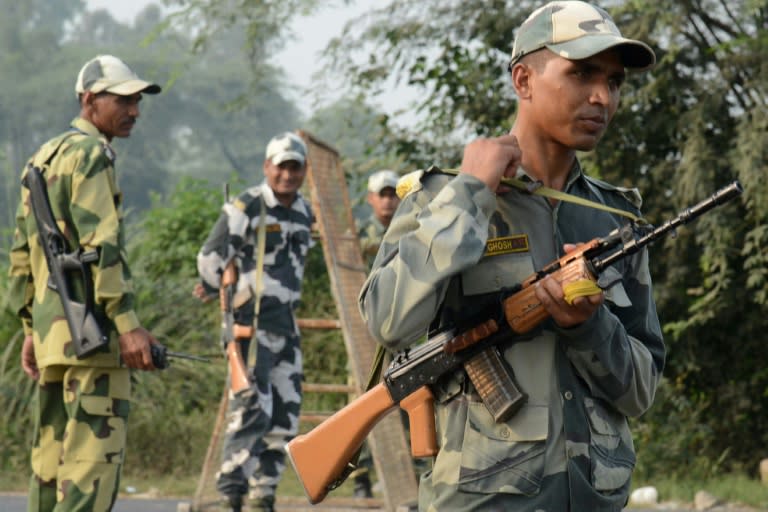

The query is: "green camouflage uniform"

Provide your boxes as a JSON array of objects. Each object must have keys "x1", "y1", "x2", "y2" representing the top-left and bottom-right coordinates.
[
  {"x1": 197, "y1": 182, "x2": 314, "y2": 502},
  {"x1": 9, "y1": 117, "x2": 139, "y2": 512},
  {"x1": 357, "y1": 214, "x2": 387, "y2": 270},
  {"x1": 359, "y1": 165, "x2": 665, "y2": 511}
]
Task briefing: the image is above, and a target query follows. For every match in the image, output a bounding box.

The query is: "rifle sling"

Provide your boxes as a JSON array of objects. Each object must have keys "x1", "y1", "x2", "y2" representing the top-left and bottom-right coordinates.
[
  {"x1": 440, "y1": 168, "x2": 646, "y2": 224},
  {"x1": 246, "y1": 198, "x2": 267, "y2": 369}
]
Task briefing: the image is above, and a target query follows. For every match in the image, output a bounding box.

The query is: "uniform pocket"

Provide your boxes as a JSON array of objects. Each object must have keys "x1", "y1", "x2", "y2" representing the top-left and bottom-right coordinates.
[
  {"x1": 457, "y1": 401, "x2": 547, "y2": 495},
  {"x1": 65, "y1": 394, "x2": 130, "y2": 464},
  {"x1": 584, "y1": 397, "x2": 636, "y2": 491}
]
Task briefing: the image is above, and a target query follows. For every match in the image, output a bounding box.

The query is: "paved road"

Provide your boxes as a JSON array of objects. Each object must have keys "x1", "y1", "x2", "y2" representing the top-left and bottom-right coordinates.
[
  {"x1": 0, "y1": 493, "x2": 693, "y2": 512},
  {"x1": 0, "y1": 494, "x2": 190, "y2": 511}
]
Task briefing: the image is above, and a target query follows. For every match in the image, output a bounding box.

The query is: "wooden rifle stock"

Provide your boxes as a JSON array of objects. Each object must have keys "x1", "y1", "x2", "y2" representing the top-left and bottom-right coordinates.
[
  {"x1": 221, "y1": 261, "x2": 252, "y2": 394},
  {"x1": 285, "y1": 384, "x2": 435, "y2": 504}
]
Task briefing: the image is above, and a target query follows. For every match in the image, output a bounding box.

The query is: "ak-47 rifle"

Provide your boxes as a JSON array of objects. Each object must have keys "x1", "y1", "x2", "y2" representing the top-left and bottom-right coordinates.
[
  {"x1": 23, "y1": 163, "x2": 109, "y2": 358},
  {"x1": 285, "y1": 181, "x2": 743, "y2": 505},
  {"x1": 220, "y1": 183, "x2": 253, "y2": 393}
]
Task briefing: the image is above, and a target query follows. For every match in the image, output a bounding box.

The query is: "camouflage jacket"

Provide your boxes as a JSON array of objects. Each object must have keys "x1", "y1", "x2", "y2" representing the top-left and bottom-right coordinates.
[
  {"x1": 357, "y1": 214, "x2": 387, "y2": 270},
  {"x1": 197, "y1": 182, "x2": 315, "y2": 337},
  {"x1": 359, "y1": 165, "x2": 665, "y2": 510},
  {"x1": 8, "y1": 118, "x2": 140, "y2": 368}
]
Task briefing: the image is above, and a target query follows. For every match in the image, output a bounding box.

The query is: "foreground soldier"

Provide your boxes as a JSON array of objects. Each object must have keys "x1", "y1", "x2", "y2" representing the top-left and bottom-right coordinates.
[
  {"x1": 195, "y1": 132, "x2": 315, "y2": 512},
  {"x1": 359, "y1": 2, "x2": 665, "y2": 510},
  {"x1": 9, "y1": 55, "x2": 162, "y2": 512}
]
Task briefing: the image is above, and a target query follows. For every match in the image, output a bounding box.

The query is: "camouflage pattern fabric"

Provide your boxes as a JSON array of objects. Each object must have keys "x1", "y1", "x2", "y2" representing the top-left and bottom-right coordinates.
[
  {"x1": 357, "y1": 214, "x2": 387, "y2": 270},
  {"x1": 197, "y1": 182, "x2": 313, "y2": 500},
  {"x1": 509, "y1": 0, "x2": 655, "y2": 71},
  {"x1": 8, "y1": 117, "x2": 138, "y2": 512},
  {"x1": 28, "y1": 366, "x2": 131, "y2": 512},
  {"x1": 9, "y1": 117, "x2": 140, "y2": 367},
  {"x1": 359, "y1": 165, "x2": 665, "y2": 511},
  {"x1": 216, "y1": 330, "x2": 303, "y2": 500},
  {"x1": 198, "y1": 182, "x2": 315, "y2": 337}
]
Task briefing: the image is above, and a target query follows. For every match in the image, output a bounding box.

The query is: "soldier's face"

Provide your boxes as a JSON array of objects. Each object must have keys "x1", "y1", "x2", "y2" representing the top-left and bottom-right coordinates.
[
  {"x1": 368, "y1": 187, "x2": 400, "y2": 226},
  {"x1": 524, "y1": 49, "x2": 625, "y2": 151},
  {"x1": 85, "y1": 91, "x2": 142, "y2": 140},
  {"x1": 264, "y1": 159, "x2": 306, "y2": 205}
]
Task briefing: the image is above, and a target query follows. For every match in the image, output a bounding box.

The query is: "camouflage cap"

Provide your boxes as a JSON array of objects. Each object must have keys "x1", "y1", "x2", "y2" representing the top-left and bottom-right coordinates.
[
  {"x1": 509, "y1": 1, "x2": 655, "y2": 71},
  {"x1": 266, "y1": 132, "x2": 307, "y2": 166},
  {"x1": 75, "y1": 55, "x2": 161, "y2": 98}
]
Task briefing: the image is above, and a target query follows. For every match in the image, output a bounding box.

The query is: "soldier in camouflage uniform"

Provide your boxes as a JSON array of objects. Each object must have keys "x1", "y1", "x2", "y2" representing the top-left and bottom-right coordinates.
[
  {"x1": 8, "y1": 55, "x2": 162, "y2": 512},
  {"x1": 357, "y1": 170, "x2": 401, "y2": 270},
  {"x1": 359, "y1": 2, "x2": 665, "y2": 511},
  {"x1": 195, "y1": 132, "x2": 314, "y2": 512}
]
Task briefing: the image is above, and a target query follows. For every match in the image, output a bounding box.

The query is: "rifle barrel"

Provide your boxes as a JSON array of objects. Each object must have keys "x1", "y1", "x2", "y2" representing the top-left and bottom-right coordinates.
[{"x1": 593, "y1": 181, "x2": 742, "y2": 271}]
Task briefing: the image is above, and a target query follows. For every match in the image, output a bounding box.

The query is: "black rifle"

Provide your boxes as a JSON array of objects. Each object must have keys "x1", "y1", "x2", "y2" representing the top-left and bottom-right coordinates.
[{"x1": 22, "y1": 164, "x2": 109, "y2": 358}]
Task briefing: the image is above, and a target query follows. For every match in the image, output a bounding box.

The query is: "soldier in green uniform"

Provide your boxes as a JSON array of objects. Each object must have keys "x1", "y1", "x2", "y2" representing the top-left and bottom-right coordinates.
[
  {"x1": 359, "y1": 2, "x2": 665, "y2": 511},
  {"x1": 8, "y1": 55, "x2": 162, "y2": 512},
  {"x1": 357, "y1": 170, "x2": 401, "y2": 270}
]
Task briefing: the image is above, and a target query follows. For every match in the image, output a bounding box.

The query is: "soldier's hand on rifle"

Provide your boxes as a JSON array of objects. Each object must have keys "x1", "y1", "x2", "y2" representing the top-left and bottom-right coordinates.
[
  {"x1": 193, "y1": 282, "x2": 215, "y2": 303},
  {"x1": 21, "y1": 335, "x2": 39, "y2": 380},
  {"x1": 119, "y1": 326, "x2": 160, "y2": 370},
  {"x1": 534, "y1": 244, "x2": 604, "y2": 328},
  {"x1": 460, "y1": 134, "x2": 522, "y2": 194}
]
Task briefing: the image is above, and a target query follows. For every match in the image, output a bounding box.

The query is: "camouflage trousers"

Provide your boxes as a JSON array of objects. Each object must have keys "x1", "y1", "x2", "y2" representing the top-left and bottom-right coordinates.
[
  {"x1": 28, "y1": 365, "x2": 131, "y2": 512},
  {"x1": 216, "y1": 330, "x2": 302, "y2": 500}
]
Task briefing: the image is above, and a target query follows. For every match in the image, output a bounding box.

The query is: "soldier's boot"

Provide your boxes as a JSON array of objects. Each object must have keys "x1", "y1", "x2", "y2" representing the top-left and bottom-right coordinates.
[
  {"x1": 222, "y1": 494, "x2": 243, "y2": 512},
  {"x1": 353, "y1": 473, "x2": 373, "y2": 498},
  {"x1": 247, "y1": 495, "x2": 275, "y2": 512}
]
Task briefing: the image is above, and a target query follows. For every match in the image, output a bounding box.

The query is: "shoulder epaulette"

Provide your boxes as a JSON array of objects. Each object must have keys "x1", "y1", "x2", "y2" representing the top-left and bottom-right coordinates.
[
  {"x1": 584, "y1": 175, "x2": 642, "y2": 209},
  {"x1": 396, "y1": 165, "x2": 453, "y2": 199}
]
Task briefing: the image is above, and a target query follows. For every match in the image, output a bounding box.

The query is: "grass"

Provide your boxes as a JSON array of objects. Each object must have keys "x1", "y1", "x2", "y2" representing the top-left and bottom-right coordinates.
[
  {"x1": 5, "y1": 462, "x2": 767, "y2": 511},
  {"x1": 629, "y1": 473, "x2": 768, "y2": 510}
]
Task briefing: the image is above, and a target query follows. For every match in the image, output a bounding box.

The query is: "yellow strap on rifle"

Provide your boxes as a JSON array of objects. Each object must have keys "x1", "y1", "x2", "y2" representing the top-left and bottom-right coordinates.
[
  {"x1": 441, "y1": 168, "x2": 646, "y2": 224},
  {"x1": 563, "y1": 279, "x2": 602, "y2": 305}
]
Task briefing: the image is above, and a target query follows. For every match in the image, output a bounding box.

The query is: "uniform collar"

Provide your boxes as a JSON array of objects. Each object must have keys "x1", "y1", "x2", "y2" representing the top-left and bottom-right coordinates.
[
  {"x1": 259, "y1": 182, "x2": 310, "y2": 216},
  {"x1": 71, "y1": 117, "x2": 116, "y2": 162},
  {"x1": 513, "y1": 159, "x2": 584, "y2": 191}
]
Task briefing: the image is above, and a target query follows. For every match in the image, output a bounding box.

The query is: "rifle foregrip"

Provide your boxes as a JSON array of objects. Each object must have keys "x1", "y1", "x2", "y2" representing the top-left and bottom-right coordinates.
[
  {"x1": 504, "y1": 257, "x2": 594, "y2": 333},
  {"x1": 400, "y1": 386, "x2": 438, "y2": 457},
  {"x1": 464, "y1": 348, "x2": 528, "y2": 423}
]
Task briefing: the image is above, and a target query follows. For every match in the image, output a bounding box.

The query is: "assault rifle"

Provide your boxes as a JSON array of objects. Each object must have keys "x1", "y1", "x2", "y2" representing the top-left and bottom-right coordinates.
[
  {"x1": 23, "y1": 164, "x2": 109, "y2": 358},
  {"x1": 220, "y1": 184, "x2": 253, "y2": 393},
  {"x1": 285, "y1": 181, "x2": 743, "y2": 504}
]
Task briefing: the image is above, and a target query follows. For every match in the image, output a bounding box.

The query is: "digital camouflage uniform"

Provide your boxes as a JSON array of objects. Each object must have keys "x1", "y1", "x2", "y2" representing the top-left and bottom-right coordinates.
[
  {"x1": 9, "y1": 117, "x2": 140, "y2": 512},
  {"x1": 197, "y1": 182, "x2": 314, "y2": 502},
  {"x1": 359, "y1": 165, "x2": 665, "y2": 511}
]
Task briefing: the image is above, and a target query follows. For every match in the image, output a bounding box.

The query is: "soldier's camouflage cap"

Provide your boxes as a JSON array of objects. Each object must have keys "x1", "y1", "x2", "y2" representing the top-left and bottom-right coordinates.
[
  {"x1": 75, "y1": 55, "x2": 161, "y2": 98},
  {"x1": 509, "y1": 1, "x2": 656, "y2": 71}
]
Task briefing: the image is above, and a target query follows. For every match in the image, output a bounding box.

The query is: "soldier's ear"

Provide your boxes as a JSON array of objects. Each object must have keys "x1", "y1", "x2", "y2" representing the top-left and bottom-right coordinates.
[{"x1": 511, "y1": 63, "x2": 534, "y2": 99}]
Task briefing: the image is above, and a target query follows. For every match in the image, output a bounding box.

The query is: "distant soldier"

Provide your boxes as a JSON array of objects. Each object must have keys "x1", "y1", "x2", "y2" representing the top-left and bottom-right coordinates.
[
  {"x1": 8, "y1": 54, "x2": 162, "y2": 512},
  {"x1": 357, "y1": 170, "x2": 400, "y2": 269},
  {"x1": 195, "y1": 132, "x2": 315, "y2": 512}
]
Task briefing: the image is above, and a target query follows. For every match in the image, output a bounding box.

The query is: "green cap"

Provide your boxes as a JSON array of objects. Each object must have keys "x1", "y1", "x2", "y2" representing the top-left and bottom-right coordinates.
[{"x1": 509, "y1": 1, "x2": 655, "y2": 71}]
